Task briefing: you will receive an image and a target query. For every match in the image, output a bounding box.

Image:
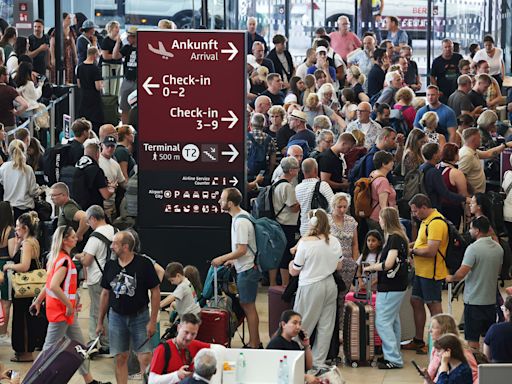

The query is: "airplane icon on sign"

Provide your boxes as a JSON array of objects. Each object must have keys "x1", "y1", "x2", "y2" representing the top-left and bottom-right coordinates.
[{"x1": 148, "y1": 41, "x2": 174, "y2": 59}]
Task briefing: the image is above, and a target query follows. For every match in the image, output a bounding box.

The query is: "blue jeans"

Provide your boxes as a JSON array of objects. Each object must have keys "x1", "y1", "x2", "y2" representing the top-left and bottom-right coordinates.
[
  {"x1": 108, "y1": 308, "x2": 152, "y2": 356},
  {"x1": 376, "y1": 291, "x2": 406, "y2": 366}
]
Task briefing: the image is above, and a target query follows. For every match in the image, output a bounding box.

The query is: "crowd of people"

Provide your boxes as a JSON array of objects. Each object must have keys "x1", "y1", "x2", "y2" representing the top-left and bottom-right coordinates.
[{"x1": 0, "y1": 9, "x2": 511, "y2": 384}]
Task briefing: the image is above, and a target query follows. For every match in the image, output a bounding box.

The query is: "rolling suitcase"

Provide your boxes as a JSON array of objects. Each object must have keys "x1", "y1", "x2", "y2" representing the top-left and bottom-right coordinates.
[
  {"x1": 343, "y1": 300, "x2": 375, "y2": 367},
  {"x1": 23, "y1": 335, "x2": 100, "y2": 384},
  {"x1": 196, "y1": 266, "x2": 231, "y2": 347},
  {"x1": 345, "y1": 279, "x2": 382, "y2": 349},
  {"x1": 268, "y1": 285, "x2": 292, "y2": 337}
]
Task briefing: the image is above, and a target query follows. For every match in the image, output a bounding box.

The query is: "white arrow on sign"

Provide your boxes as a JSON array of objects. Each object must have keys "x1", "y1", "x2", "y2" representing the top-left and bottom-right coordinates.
[
  {"x1": 221, "y1": 42, "x2": 238, "y2": 61},
  {"x1": 229, "y1": 176, "x2": 239, "y2": 187},
  {"x1": 221, "y1": 144, "x2": 239, "y2": 163},
  {"x1": 221, "y1": 110, "x2": 238, "y2": 129},
  {"x1": 143, "y1": 76, "x2": 160, "y2": 95}
]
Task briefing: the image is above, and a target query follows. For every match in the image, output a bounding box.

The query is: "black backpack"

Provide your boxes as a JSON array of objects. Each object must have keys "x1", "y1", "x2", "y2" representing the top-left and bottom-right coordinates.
[
  {"x1": 310, "y1": 180, "x2": 329, "y2": 210},
  {"x1": 89, "y1": 228, "x2": 119, "y2": 273},
  {"x1": 43, "y1": 143, "x2": 72, "y2": 185},
  {"x1": 247, "y1": 133, "x2": 272, "y2": 178},
  {"x1": 426, "y1": 217, "x2": 468, "y2": 275},
  {"x1": 251, "y1": 179, "x2": 288, "y2": 219}
]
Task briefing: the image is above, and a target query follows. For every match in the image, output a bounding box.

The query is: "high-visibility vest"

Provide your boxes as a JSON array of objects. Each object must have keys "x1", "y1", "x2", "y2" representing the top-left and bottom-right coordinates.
[{"x1": 45, "y1": 250, "x2": 78, "y2": 325}]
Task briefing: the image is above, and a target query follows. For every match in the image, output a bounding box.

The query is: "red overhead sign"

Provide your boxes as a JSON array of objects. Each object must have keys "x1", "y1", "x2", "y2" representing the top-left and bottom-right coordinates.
[{"x1": 137, "y1": 30, "x2": 246, "y2": 228}]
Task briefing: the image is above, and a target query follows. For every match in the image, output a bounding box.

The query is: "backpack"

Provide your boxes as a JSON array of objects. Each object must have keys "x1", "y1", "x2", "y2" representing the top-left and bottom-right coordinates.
[
  {"x1": 234, "y1": 214, "x2": 287, "y2": 272},
  {"x1": 426, "y1": 217, "x2": 468, "y2": 276},
  {"x1": 247, "y1": 132, "x2": 272, "y2": 177},
  {"x1": 43, "y1": 143, "x2": 72, "y2": 185},
  {"x1": 353, "y1": 175, "x2": 384, "y2": 219},
  {"x1": 65, "y1": 156, "x2": 98, "y2": 210},
  {"x1": 310, "y1": 180, "x2": 329, "y2": 210},
  {"x1": 369, "y1": 90, "x2": 382, "y2": 106},
  {"x1": 498, "y1": 237, "x2": 512, "y2": 281},
  {"x1": 348, "y1": 151, "x2": 372, "y2": 184},
  {"x1": 89, "y1": 228, "x2": 119, "y2": 273},
  {"x1": 402, "y1": 167, "x2": 428, "y2": 202},
  {"x1": 389, "y1": 107, "x2": 411, "y2": 135},
  {"x1": 142, "y1": 338, "x2": 173, "y2": 384},
  {"x1": 287, "y1": 139, "x2": 311, "y2": 159},
  {"x1": 251, "y1": 179, "x2": 288, "y2": 219}
]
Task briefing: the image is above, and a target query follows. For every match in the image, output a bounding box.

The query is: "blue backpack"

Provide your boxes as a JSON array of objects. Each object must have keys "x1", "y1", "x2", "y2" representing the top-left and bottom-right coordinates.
[
  {"x1": 201, "y1": 265, "x2": 232, "y2": 301},
  {"x1": 287, "y1": 139, "x2": 310, "y2": 158},
  {"x1": 235, "y1": 214, "x2": 287, "y2": 272},
  {"x1": 247, "y1": 133, "x2": 272, "y2": 177}
]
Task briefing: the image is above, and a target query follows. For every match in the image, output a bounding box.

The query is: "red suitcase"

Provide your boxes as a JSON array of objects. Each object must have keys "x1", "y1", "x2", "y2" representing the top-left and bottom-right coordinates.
[
  {"x1": 268, "y1": 285, "x2": 292, "y2": 337},
  {"x1": 196, "y1": 266, "x2": 231, "y2": 347}
]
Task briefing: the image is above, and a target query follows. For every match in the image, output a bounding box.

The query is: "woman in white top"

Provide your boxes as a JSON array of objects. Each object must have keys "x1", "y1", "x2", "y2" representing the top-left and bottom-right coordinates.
[
  {"x1": 0, "y1": 140, "x2": 38, "y2": 221},
  {"x1": 290, "y1": 208, "x2": 342, "y2": 367},
  {"x1": 15, "y1": 62, "x2": 42, "y2": 112},
  {"x1": 472, "y1": 35, "x2": 505, "y2": 87}
]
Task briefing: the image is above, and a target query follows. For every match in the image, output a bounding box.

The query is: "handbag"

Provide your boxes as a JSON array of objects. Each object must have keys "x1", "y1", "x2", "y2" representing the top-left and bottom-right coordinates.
[{"x1": 11, "y1": 257, "x2": 47, "y2": 299}]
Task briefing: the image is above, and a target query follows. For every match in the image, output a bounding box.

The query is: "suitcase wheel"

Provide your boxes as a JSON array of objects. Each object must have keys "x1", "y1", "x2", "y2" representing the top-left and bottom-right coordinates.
[
  {"x1": 351, "y1": 361, "x2": 358, "y2": 368},
  {"x1": 371, "y1": 361, "x2": 377, "y2": 368}
]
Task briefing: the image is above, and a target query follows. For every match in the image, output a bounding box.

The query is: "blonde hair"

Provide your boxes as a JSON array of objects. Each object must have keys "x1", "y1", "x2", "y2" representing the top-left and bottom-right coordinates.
[
  {"x1": 106, "y1": 20, "x2": 120, "y2": 34},
  {"x1": 8, "y1": 139, "x2": 27, "y2": 172},
  {"x1": 411, "y1": 97, "x2": 426, "y2": 110},
  {"x1": 331, "y1": 192, "x2": 351, "y2": 209},
  {"x1": 348, "y1": 65, "x2": 366, "y2": 85},
  {"x1": 477, "y1": 109, "x2": 498, "y2": 130},
  {"x1": 379, "y1": 207, "x2": 409, "y2": 248},
  {"x1": 351, "y1": 129, "x2": 365, "y2": 146},
  {"x1": 305, "y1": 92, "x2": 319, "y2": 109},
  {"x1": 419, "y1": 111, "x2": 439, "y2": 130},
  {"x1": 47, "y1": 225, "x2": 74, "y2": 270},
  {"x1": 306, "y1": 209, "x2": 330, "y2": 243},
  {"x1": 431, "y1": 313, "x2": 459, "y2": 337},
  {"x1": 268, "y1": 105, "x2": 286, "y2": 119},
  {"x1": 395, "y1": 87, "x2": 415, "y2": 104},
  {"x1": 318, "y1": 83, "x2": 335, "y2": 100}
]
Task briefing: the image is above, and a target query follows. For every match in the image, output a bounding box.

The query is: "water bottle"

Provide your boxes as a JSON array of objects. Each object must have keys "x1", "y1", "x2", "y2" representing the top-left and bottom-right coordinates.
[
  {"x1": 282, "y1": 355, "x2": 289, "y2": 384},
  {"x1": 236, "y1": 352, "x2": 246, "y2": 383},
  {"x1": 277, "y1": 359, "x2": 284, "y2": 384}
]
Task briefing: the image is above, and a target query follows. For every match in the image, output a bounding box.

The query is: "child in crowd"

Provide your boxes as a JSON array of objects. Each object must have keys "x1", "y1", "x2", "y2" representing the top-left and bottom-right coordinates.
[
  {"x1": 356, "y1": 230, "x2": 383, "y2": 290},
  {"x1": 160, "y1": 262, "x2": 201, "y2": 318},
  {"x1": 183, "y1": 265, "x2": 203, "y2": 303}
]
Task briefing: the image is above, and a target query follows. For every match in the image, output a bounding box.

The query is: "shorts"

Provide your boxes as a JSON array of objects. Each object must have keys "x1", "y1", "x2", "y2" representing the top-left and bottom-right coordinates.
[
  {"x1": 237, "y1": 267, "x2": 261, "y2": 304},
  {"x1": 411, "y1": 275, "x2": 443, "y2": 303},
  {"x1": 108, "y1": 307, "x2": 152, "y2": 356},
  {"x1": 119, "y1": 79, "x2": 137, "y2": 112},
  {"x1": 278, "y1": 224, "x2": 298, "y2": 270},
  {"x1": 464, "y1": 304, "x2": 495, "y2": 342}
]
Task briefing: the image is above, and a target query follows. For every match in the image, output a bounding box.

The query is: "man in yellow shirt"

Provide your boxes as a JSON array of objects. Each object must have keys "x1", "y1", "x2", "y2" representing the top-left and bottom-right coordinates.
[{"x1": 404, "y1": 194, "x2": 449, "y2": 354}]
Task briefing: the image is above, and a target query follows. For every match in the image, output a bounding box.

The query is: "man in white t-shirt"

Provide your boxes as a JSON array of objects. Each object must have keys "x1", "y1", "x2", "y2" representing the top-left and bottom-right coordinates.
[
  {"x1": 75, "y1": 204, "x2": 117, "y2": 354},
  {"x1": 98, "y1": 135, "x2": 126, "y2": 220},
  {"x1": 212, "y1": 188, "x2": 261, "y2": 349}
]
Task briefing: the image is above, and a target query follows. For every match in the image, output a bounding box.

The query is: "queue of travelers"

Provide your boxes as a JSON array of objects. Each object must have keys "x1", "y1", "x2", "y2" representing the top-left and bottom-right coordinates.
[{"x1": 1, "y1": 9, "x2": 512, "y2": 384}]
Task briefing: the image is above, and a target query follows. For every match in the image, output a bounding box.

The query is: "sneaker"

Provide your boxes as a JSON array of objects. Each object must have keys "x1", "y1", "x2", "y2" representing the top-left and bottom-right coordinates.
[
  {"x1": 377, "y1": 356, "x2": 387, "y2": 364},
  {"x1": 0, "y1": 333, "x2": 11, "y2": 346},
  {"x1": 127, "y1": 373, "x2": 143, "y2": 380},
  {"x1": 378, "y1": 361, "x2": 402, "y2": 369},
  {"x1": 401, "y1": 339, "x2": 425, "y2": 351}
]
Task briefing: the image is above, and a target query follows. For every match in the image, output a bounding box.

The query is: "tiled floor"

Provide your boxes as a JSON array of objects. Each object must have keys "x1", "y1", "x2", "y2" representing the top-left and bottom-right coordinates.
[{"x1": 0, "y1": 283, "x2": 507, "y2": 383}]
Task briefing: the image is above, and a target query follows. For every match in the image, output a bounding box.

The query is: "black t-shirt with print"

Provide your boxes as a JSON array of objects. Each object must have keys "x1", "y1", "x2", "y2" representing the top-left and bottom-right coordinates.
[
  {"x1": 430, "y1": 53, "x2": 463, "y2": 101},
  {"x1": 120, "y1": 44, "x2": 137, "y2": 81},
  {"x1": 101, "y1": 254, "x2": 160, "y2": 315},
  {"x1": 377, "y1": 234, "x2": 409, "y2": 292}
]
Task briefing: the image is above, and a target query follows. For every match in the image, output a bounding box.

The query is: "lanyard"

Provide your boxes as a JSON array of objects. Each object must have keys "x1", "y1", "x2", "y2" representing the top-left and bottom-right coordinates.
[{"x1": 174, "y1": 338, "x2": 192, "y2": 366}]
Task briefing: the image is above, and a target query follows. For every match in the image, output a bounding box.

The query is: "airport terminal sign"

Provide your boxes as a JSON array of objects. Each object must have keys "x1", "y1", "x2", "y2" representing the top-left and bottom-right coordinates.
[{"x1": 137, "y1": 31, "x2": 246, "y2": 228}]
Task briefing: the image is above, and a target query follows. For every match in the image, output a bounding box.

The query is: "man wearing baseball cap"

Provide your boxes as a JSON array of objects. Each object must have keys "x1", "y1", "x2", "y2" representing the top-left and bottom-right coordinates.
[
  {"x1": 77, "y1": 19, "x2": 99, "y2": 65},
  {"x1": 306, "y1": 46, "x2": 336, "y2": 84},
  {"x1": 113, "y1": 26, "x2": 138, "y2": 124},
  {"x1": 98, "y1": 135, "x2": 126, "y2": 220}
]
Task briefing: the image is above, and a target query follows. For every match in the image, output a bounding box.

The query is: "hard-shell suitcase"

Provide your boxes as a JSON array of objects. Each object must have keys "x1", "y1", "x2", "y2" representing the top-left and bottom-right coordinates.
[
  {"x1": 345, "y1": 280, "x2": 382, "y2": 348},
  {"x1": 268, "y1": 285, "x2": 292, "y2": 337},
  {"x1": 196, "y1": 266, "x2": 231, "y2": 347},
  {"x1": 23, "y1": 335, "x2": 100, "y2": 384},
  {"x1": 343, "y1": 300, "x2": 375, "y2": 367}
]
